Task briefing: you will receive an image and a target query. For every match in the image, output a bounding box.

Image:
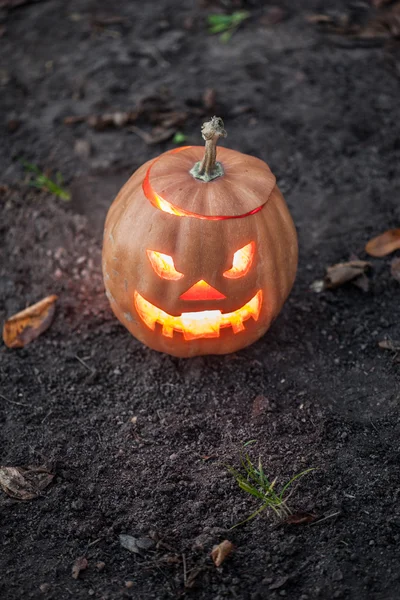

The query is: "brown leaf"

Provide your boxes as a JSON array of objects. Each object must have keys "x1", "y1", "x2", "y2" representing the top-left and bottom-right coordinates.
[
  {"x1": 378, "y1": 339, "x2": 400, "y2": 351},
  {"x1": 325, "y1": 260, "x2": 371, "y2": 289},
  {"x1": 72, "y1": 557, "x2": 88, "y2": 580},
  {"x1": 285, "y1": 512, "x2": 318, "y2": 525},
  {"x1": 365, "y1": 229, "x2": 400, "y2": 257},
  {"x1": 391, "y1": 257, "x2": 400, "y2": 282},
  {"x1": 3, "y1": 294, "x2": 58, "y2": 348},
  {"x1": 351, "y1": 272, "x2": 370, "y2": 292},
  {"x1": 210, "y1": 540, "x2": 234, "y2": 567},
  {"x1": 0, "y1": 466, "x2": 54, "y2": 500}
]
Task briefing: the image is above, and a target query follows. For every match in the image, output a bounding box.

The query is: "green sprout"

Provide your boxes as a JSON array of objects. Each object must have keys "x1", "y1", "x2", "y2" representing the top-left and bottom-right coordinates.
[
  {"x1": 21, "y1": 160, "x2": 71, "y2": 201},
  {"x1": 227, "y1": 452, "x2": 315, "y2": 528},
  {"x1": 207, "y1": 11, "x2": 250, "y2": 43},
  {"x1": 172, "y1": 131, "x2": 187, "y2": 145}
]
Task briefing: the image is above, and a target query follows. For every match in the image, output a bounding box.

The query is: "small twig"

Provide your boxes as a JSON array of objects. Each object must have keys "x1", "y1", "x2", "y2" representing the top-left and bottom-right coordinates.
[
  {"x1": 0, "y1": 393, "x2": 29, "y2": 407},
  {"x1": 75, "y1": 354, "x2": 93, "y2": 372},
  {"x1": 41, "y1": 410, "x2": 52, "y2": 424},
  {"x1": 144, "y1": 44, "x2": 170, "y2": 68},
  {"x1": 182, "y1": 553, "x2": 187, "y2": 586},
  {"x1": 310, "y1": 511, "x2": 341, "y2": 526},
  {"x1": 86, "y1": 538, "x2": 101, "y2": 553}
]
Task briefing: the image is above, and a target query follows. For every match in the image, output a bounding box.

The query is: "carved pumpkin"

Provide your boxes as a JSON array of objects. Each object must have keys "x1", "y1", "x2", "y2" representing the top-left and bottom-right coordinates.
[{"x1": 102, "y1": 117, "x2": 297, "y2": 357}]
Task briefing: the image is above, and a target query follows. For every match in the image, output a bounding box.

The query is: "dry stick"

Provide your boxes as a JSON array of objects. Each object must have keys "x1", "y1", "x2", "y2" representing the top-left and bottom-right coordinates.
[
  {"x1": 75, "y1": 354, "x2": 93, "y2": 372},
  {"x1": 0, "y1": 393, "x2": 29, "y2": 407},
  {"x1": 182, "y1": 553, "x2": 187, "y2": 587},
  {"x1": 190, "y1": 116, "x2": 227, "y2": 182},
  {"x1": 310, "y1": 511, "x2": 341, "y2": 526}
]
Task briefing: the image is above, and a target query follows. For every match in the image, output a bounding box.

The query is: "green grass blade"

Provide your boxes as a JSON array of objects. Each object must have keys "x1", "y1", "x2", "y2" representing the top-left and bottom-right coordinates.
[
  {"x1": 220, "y1": 30, "x2": 233, "y2": 43},
  {"x1": 229, "y1": 501, "x2": 269, "y2": 530},
  {"x1": 231, "y1": 11, "x2": 250, "y2": 24},
  {"x1": 279, "y1": 468, "x2": 316, "y2": 500},
  {"x1": 207, "y1": 14, "x2": 232, "y2": 25},
  {"x1": 209, "y1": 23, "x2": 229, "y2": 33},
  {"x1": 238, "y1": 481, "x2": 264, "y2": 499},
  {"x1": 243, "y1": 440, "x2": 257, "y2": 448}
]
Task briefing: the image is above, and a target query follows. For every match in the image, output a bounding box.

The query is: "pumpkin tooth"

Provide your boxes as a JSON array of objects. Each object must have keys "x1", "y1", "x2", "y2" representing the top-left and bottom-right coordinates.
[
  {"x1": 134, "y1": 292, "x2": 158, "y2": 330},
  {"x1": 247, "y1": 290, "x2": 263, "y2": 321},
  {"x1": 180, "y1": 311, "x2": 221, "y2": 340},
  {"x1": 230, "y1": 315, "x2": 245, "y2": 333},
  {"x1": 162, "y1": 323, "x2": 174, "y2": 338}
]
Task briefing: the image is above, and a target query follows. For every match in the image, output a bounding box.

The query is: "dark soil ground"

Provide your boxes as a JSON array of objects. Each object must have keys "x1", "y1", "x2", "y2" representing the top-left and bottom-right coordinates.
[{"x1": 1, "y1": 1, "x2": 400, "y2": 599}]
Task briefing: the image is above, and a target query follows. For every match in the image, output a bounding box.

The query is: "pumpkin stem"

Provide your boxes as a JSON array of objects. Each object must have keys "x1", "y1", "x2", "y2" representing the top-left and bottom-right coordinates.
[{"x1": 190, "y1": 116, "x2": 227, "y2": 182}]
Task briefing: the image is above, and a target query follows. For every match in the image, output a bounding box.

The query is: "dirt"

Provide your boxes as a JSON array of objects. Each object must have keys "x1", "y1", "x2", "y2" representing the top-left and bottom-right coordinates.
[{"x1": 1, "y1": 0, "x2": 400, "y2": 599}]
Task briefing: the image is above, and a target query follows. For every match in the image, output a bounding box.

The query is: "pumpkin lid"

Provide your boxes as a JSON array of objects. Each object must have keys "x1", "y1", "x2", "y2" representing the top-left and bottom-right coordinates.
[
  {"x1": 143, "y1": 146, "x2": 276, "y2": 219},
  {"x1": 142, "y1": 118, "x2": 276, "y2": 220}
]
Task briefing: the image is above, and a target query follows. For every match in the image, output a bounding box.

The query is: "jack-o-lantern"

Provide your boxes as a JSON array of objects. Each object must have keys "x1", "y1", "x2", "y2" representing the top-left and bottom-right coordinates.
[{"x1": 102, "y1": 117, "x2": 297, "y2": 357}]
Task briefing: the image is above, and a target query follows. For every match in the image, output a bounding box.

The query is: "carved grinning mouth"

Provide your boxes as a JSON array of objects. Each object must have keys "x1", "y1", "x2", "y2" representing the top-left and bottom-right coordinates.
[{"x1": 134, "y1": 291, "x2": 262, "y2": 341}]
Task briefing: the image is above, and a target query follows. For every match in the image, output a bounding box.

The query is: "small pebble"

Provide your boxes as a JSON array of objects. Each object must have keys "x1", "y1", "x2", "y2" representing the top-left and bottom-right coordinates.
[{"x1": 74, "y1": 139, "x2": 91, "y2": 159}]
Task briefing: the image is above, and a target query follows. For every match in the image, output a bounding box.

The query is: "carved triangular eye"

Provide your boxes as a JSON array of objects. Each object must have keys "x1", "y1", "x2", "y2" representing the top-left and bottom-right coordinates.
[
  {"x1": 147, "y1": 250, "x2": 184, "y2": 281},
  {"x1": 223, "y1": 242, "x2": 255, "y2": 279}
]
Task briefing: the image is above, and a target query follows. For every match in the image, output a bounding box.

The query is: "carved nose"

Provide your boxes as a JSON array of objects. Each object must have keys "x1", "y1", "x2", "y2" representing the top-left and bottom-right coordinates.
[{"x1": 180, "y1": 280, "x2": 226, "y2": 301}]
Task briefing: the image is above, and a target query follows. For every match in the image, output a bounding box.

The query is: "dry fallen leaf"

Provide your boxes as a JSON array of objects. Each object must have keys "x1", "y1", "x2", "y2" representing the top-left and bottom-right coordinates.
[
  {"x1": 2, "y1": 294, "x2": 58, "y2": 348},
  {"x1": 365, "y1": 229, "x2": 400, "y2": 257},
  {"x1": 311, "y1": 260, "x2": 371, "y2": 292},
  {"x1": 326, "y1": 260, "x2": 371, "y2": 289},
  {"x1": 391, "y1": 257, "x2": 400, "y2": 282},
  {"x1": 378, "y1": 339, "x2": 400, "y2": 351},
  {"x1": 72, "y1": 557, "x2": 88, "y2": 580},
  {"x1": 210, "y1": 540, "x2": 234, "y2": 567},
  {"x1": 0, "y1": 466, "x2": 54, "y2": 500}
]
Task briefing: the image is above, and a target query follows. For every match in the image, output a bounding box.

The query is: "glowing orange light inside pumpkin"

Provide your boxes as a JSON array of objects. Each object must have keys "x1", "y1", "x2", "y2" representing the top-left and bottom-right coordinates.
[
  {"x1": 142, "y1": 155, "x2": 264, "y2": 221},
  {"x1": 134, "y1": 290, "x2": 262, "y2": 340},
  {"x1": 223, "y1": 242, "x2": 255, "y2": 279},
  {"x1": 180, "y1": 280, "x2": 226, "y2": 301},
  {"x1": 147, "y1": 250, "x2": 184, "y2": 281}
]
